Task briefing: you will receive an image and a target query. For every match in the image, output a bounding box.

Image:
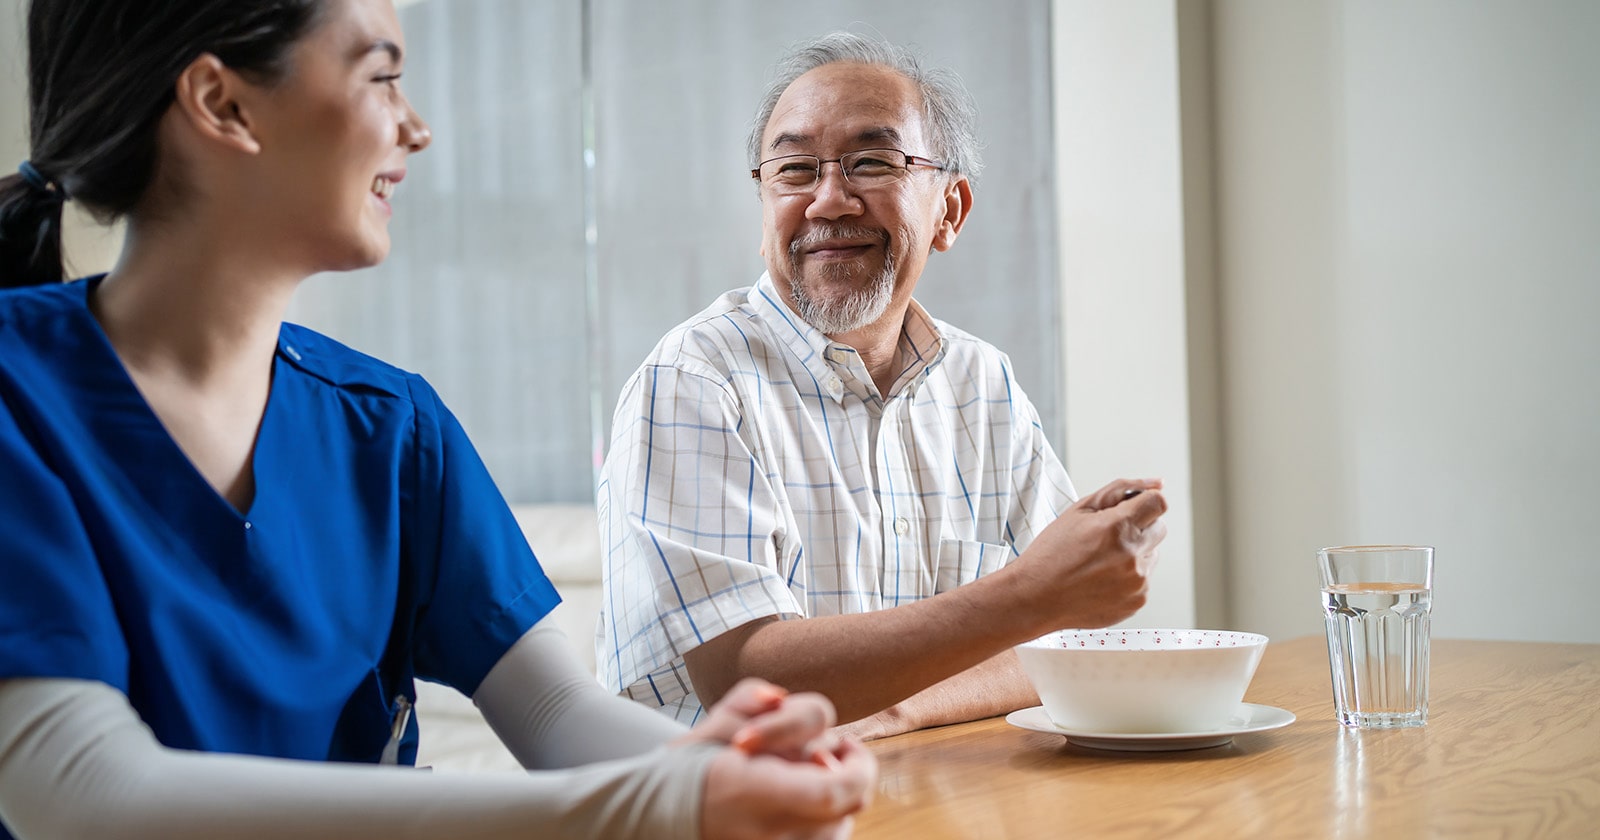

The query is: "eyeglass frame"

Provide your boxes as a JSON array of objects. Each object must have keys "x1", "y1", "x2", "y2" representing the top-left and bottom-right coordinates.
[{"x1": 749, "y1": 148, "x2": 949, "y2": 192}]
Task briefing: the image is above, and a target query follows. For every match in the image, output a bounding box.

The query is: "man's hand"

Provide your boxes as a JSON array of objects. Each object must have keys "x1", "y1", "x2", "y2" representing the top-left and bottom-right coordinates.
[
  {"x1": 833, "y1": 649, "x2": 1038, "y2": 742},
  {"x1": 1009, "y1": 478, "x2": 1169, "y2": 630},
  {"x1": 680, "y1": 679, "x2": 877, "y2": 840}
]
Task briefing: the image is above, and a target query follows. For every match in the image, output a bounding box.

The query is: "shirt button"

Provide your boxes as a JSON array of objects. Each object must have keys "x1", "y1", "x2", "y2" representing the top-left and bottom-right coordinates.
[
  {"x1": 244, "y1": 521, "x2": 253, "y2": 531},
  {"x1": 894, "y1": 517, "x2": 910, "y2": 536}
]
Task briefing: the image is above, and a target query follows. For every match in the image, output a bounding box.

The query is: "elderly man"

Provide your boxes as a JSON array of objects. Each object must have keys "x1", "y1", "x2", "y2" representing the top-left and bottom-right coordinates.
[{"x1": 597, "y1": 33, "x2": 1168, "y2": 739}]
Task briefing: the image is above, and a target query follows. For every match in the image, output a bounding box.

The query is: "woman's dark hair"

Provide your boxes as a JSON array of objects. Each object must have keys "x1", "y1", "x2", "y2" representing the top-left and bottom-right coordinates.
[{"x1": 0, "y1": 0, "x2": 325, "y2": 288}]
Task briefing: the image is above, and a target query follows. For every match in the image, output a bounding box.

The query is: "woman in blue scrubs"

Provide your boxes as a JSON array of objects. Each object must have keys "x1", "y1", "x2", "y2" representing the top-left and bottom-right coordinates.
[{"x1": 0, "y1": 1, "x2": 874, "y2": 838}]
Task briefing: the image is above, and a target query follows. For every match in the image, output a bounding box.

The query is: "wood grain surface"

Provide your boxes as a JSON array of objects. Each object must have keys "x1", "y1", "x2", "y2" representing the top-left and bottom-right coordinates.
[{"x1": 853, "y1": 637, "x2": 1600, "y2": 839}]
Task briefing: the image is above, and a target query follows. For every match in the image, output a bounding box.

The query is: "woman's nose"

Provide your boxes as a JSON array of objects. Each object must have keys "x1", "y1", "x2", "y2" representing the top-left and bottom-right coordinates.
[{"x1": 400, "y1": 102, "x2": 431, "y2": 153}]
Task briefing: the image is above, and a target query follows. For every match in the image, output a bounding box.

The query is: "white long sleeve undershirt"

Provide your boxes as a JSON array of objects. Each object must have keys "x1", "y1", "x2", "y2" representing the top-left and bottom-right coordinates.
[
  {"x1": 0, "y1": 621, "x2": 712, "y2": 840},
  {"x1": 473, "y1": 620, "x2": 688, "y2": 769}
]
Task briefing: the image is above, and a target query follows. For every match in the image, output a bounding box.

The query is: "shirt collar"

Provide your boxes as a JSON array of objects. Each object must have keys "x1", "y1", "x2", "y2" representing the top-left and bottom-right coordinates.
[
  {"x1": 750, "y1": 272, "x2": 948, "y2": 402},
  {"x1": 889, "y1": 298, "x2": 947, "y2": 395},
  {"x1": 751, "y1": 272, "x2": 836, "y2": 385}
]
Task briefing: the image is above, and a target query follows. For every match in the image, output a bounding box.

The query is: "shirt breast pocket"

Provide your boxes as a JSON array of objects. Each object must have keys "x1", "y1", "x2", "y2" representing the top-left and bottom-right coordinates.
[
  {"x1": 330, "y1": 666, "x2": 416, "y2": 764},
  {"x1": 935, "y1": 539, "x2": 1014, "y2": 594}
]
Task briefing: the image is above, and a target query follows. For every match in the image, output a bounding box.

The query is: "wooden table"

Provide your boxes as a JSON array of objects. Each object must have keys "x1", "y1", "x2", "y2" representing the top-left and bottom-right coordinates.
[{"x1": 854, "y1": 637, "x2": 1600, "y2": 839}]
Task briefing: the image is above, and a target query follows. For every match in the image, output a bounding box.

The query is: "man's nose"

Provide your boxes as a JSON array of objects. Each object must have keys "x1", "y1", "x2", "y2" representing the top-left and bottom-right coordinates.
[{"x1": 805, "y1": 162, "x2": 864, "y2": 220}]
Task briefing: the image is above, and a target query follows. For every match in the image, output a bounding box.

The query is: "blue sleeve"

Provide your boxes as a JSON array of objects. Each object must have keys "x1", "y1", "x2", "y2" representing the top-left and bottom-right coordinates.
[
  {"x1": 0, "y1": 399, "x2": 128, "y2": 687},
  {"x1": 403, "y1": 378, "x2": 561, "y2": 695}
]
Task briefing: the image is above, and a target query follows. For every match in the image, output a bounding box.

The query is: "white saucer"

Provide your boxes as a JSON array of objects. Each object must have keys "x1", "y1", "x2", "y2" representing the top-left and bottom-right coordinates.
[{"x1": 1005, "y1": 703, "x2": 1296, "y2": 752}]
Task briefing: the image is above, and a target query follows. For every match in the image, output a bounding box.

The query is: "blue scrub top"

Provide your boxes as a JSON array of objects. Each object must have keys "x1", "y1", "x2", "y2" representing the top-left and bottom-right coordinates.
[{"x1": 0, "y1": 279, "x2": 560, "y2": 767}]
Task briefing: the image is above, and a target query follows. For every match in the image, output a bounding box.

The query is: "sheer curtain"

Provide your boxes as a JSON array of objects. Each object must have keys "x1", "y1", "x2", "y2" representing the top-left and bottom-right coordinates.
[{"x1": 290, "y1": 0, "x2": 1058, "y2": 504}]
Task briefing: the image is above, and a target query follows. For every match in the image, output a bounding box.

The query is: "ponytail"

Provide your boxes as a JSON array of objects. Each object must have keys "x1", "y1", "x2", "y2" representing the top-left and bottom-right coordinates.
[{"x1": 0, "y1": 163, "x2": 68, "y2": 288}]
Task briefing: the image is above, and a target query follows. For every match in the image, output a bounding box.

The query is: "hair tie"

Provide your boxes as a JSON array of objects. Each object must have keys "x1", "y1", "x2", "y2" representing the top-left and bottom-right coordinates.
[{"x1": 17, "y1": 161, "x2": 68, "y2": 201}]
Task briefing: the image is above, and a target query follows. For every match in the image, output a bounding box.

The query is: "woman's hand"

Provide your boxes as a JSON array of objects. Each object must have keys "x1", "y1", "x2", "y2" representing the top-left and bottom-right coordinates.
[
  {"x1": 701, "y1": 739, "x2": 874, "y2": 840},
  {"x1": 681, "y1": 679, "x2": 877, "y2": 840}
]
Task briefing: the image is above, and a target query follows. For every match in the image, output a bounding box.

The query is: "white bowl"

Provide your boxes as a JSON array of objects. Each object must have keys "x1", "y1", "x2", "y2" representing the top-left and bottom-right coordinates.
[{"x1": 1015, "y1": 629, "x2": 1269, "y2": 734}]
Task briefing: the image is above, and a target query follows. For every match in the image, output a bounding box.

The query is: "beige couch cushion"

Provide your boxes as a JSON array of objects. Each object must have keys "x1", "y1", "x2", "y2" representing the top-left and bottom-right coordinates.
[{"x1": 512, "y1": 503, "x2": 603, "y2": 675}]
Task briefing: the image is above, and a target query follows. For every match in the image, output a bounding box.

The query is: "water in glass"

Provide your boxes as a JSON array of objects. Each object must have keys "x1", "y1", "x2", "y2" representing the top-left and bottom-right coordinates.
[{"x1": 1322, "y1": 581, "x2": 1431, "y2": 727}]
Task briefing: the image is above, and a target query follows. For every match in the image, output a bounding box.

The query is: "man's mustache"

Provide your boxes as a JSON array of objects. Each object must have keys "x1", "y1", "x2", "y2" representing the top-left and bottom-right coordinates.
[{"x1": 789, "y1": 225, "x2": 890, "y2": 257}]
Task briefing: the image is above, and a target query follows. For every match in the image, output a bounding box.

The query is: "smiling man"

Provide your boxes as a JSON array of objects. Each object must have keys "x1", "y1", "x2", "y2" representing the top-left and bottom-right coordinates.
[{"x1": 597, "y1": 33, "x2": 1170, "y2": 739}]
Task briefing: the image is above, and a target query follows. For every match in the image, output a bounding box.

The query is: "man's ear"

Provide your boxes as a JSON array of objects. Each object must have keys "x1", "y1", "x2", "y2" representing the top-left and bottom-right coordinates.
[
  {"x1": 931, "y1": 175, "x2": 972, "y2": 252},
  {"x1": 171, "y1": 53, "x2": 263, "y2": 155}
]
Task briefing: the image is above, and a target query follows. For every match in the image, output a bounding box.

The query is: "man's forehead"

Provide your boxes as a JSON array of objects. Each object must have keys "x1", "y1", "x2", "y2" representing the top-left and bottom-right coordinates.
[{"x1": 763, "y1": 63, "x2": 924, "y2": 151}]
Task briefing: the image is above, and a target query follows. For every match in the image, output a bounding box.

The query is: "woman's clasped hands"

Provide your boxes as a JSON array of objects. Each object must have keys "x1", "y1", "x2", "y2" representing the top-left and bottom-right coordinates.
[{"x1": 680, "y1": 679, "x2": 877, "y2": 840}]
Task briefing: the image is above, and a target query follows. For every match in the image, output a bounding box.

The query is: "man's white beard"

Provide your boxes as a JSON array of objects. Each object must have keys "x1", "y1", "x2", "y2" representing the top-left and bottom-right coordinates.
[{"x1": 787, "y1": 225, "x2": 897, "y2": 335}]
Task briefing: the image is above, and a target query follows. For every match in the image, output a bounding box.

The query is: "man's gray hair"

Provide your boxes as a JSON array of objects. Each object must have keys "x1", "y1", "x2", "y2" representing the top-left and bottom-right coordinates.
[{"x1": 747, "y1": 32, "x2": 984, "y2": 183}]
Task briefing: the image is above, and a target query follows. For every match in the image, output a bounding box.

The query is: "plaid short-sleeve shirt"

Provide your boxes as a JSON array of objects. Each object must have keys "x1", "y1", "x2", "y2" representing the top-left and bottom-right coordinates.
[{"x1": 596, "y1": 273, "x2": 1076, "y2": 722}]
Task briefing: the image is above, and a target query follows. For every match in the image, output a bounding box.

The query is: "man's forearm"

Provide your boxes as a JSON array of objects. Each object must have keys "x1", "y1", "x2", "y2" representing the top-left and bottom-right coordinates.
[
  {"x1": 683, "y1": 479, "x2": 1169, "y2": 725},
  {"x1": 834, "y1": 650, "x2": 1039, "y2": 740},
  {"x1": 684, "y1": 567, "x2": 1053, "y2": 724}
]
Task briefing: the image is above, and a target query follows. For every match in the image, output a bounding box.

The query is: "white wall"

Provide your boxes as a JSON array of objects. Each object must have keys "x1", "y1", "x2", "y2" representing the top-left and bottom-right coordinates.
[
  {"x1": 0, "y1": 8, "x2": 18, "y2": 156},
  {"x1": 1212, "y1": 0, "x2": 1600, "y2": 643},
  {"x1": 1055, "y1": 0, "x2": 1600, "y2": 644},
  {"x1": 2, "y1": 5, "x2": 28, "y2": 191},
  {"x1": 1053, "y1": 1, "x2": 1202, "y2": 631}
]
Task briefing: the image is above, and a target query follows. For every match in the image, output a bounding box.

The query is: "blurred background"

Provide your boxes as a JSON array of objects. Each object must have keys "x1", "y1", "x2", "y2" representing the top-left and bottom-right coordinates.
[{"x1": 3, "y1": 0, "x2": 1596, "y2": 646}]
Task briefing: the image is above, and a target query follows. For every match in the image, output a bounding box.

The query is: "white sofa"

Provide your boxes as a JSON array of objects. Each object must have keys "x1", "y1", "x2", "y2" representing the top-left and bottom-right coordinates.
[{"x1": 412, "y1": 503, "x2": 605, "y2": 773}]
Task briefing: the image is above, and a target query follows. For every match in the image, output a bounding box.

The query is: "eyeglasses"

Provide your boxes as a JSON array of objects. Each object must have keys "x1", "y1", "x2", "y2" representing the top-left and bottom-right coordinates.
[{"x1": 751, "y1": 149, "x2": 947, "y2": 194}]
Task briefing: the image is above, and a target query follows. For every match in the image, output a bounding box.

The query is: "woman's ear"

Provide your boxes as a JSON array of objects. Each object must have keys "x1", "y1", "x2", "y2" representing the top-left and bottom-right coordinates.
[
  {"x1": 931, "y1": 176, "x2": 973, "y2": 253},
  {"x1": 171, "y1": 53, "x2": 263, "y2": 155}
]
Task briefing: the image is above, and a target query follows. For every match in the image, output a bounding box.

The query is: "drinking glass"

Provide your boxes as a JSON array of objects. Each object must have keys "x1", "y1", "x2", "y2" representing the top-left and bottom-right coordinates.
[{"x1": 1318, "y1": 545, "x2": 1433, "y2": 728}]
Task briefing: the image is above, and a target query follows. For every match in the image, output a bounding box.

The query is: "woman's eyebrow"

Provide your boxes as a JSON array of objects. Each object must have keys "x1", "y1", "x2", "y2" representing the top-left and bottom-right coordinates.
[{"x1": 358, "y1": 39, "x2": 402, "y2": 63}]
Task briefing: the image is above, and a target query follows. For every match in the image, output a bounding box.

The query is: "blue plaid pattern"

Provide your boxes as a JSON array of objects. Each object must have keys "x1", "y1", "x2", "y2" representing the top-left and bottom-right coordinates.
[{"x1": 596, "y1": 273, "x2": 1076, "y2": 722}]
